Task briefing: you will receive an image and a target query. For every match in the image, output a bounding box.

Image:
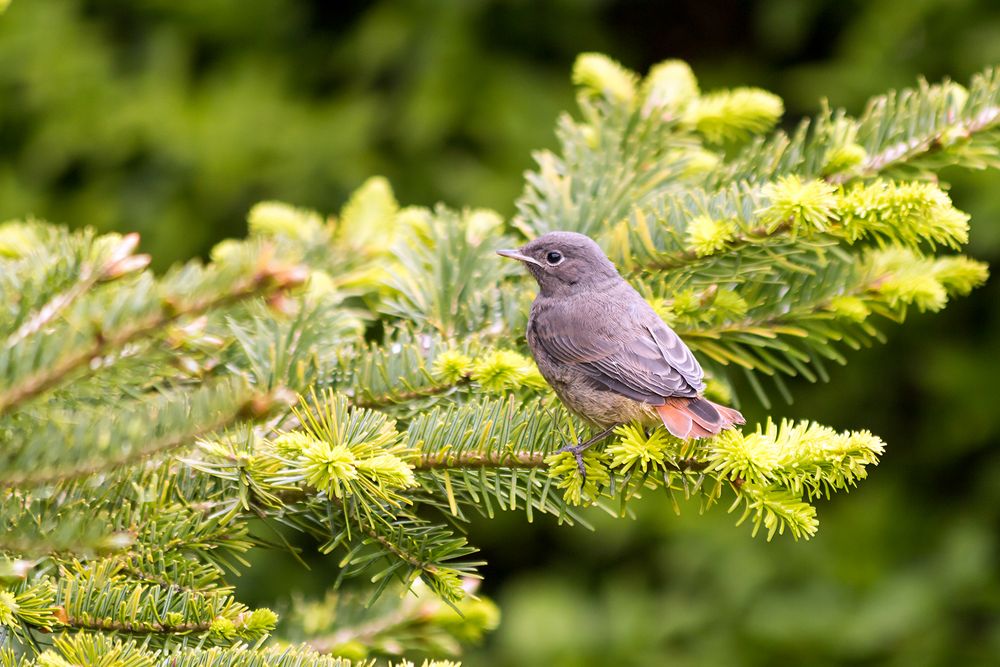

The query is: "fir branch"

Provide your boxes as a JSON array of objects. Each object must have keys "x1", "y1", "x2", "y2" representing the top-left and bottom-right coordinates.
[
  {"x1": 185, "y1": 402, "x2": 479, "y2": 602},
  {"x1": 832, "y1": 69, "x2": 1000, "y2": 181},
  {"x1": 316, "y1": 507, "x2": 481, "y2": 605},
  {"x1": 0, "y1": 255, "x2": 305, "y2": 416},
  {"x1": 115, "y1": 561, "x2": 222, "y2": 596},
  {"x1": 10, "y1": 633, "x2": 371, "y2": 667},
  {"x1": 606, "y1": 175, "x2": 970, "y2": 280},
  {"x1": 0, "y1": 506, "x2": 133, "y2": 560},
  {"x1": 632, "y1": 245, "x2": 987, "y2": 401},
  {"x1": 415, "y1": 451, "x2": 547, "y2": 470},
  {"x1": 62, "y1": 614, "x2": 214, "y2": 636},
  {"x1": 53, "y1": 560, "x2": 277, "y2": 645},
  {"x1": 2, "y1": 224, "x2": 124, "y2": 337},
  {"x1": 378, "y1": 206, "x2": 520, "y2": 338},
  {"x1": 293, "y1": 580, "x2": 496, "y2": 659},
  {"x1": 416, "y1": 449, "x2": 711, "y2": 473},
  {"x1": 322, "y1": 335, "x2": 545, "y2": 415},
  {"x1": 719, "y1": 66, "x2": 1000, "y2": 185},
  {"x1": 515, "y1": 101, "x2": 700, "y2": 239},
  {"x1": 403, "y1": 398, "x2": 598, "y2": 525},
  {"x1": 330, "y1": 335, "x2": 471, "y2": 412},
  {"x1": 0, "y1": 379, "x2": 271, "y2": 487},
  {"x1": 224, "y1": 301, "x2": 362, "y2": 395},
  {"x1": 113, "y1": 504, "x2": 253, "y2": 593},
  {"x1": 543, "y1": 419, "x2": 884, "y2": 540},
  {"x1": 2, "y1": 233, "x2": 149, "y2": 351},
  {"x1": 1, "y1": 463, "x2": 254, "y2": 578},
  {"x1": 352, "y1": 381, "x2": 466, "y2": 410},
  {"x1": 329, "y1": 503, "x2": 460, "y2": 584}
]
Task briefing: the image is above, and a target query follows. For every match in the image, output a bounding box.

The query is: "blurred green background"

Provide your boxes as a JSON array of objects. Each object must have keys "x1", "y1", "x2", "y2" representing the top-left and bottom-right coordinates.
[{"x1": 3, "y1": 1, "x2": 999, "y2": 664}]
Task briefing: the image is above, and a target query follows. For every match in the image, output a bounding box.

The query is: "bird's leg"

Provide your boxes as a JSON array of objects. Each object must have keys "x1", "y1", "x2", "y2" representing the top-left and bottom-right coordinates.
[{"x1": 556, "y1": 425, "x2": 618, "y2": 480}]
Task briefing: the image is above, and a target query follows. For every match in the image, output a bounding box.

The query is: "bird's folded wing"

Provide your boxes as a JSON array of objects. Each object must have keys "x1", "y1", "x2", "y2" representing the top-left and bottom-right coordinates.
[{"x1": 533, "y1": 310, "x2": 705, "y2": 403}]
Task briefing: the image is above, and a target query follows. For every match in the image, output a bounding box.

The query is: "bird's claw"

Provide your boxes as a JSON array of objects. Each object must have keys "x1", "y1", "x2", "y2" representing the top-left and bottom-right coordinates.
[
  {"x1": 556, "y1": 441, "x2": 589, "y2": 481},
  {"x1": 554, "y1": 425, "x2": 619, "y2": 484}
]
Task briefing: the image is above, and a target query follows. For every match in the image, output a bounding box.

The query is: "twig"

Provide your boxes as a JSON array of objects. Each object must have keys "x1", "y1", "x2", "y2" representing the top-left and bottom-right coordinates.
[{"x1": 415, "y1": 450, "x2": 547, "y2": 470}]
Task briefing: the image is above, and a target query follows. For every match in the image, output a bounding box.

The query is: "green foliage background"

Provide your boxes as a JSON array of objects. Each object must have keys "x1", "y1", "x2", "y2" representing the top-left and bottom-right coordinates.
[{"x1": 2, "y1": 1, "x2": 999, "y2": 664}]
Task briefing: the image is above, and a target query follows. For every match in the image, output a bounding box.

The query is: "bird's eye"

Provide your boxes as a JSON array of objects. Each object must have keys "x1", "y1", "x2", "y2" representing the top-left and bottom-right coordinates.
[{"x1": 546, "y1": 251, "x2": 564, "y2": 265}]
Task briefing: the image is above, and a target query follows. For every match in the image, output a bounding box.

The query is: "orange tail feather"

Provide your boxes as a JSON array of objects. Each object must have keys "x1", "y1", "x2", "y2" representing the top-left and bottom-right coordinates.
[{"x1": 655, "y1": 397, "x2": 745, "y2": 440}]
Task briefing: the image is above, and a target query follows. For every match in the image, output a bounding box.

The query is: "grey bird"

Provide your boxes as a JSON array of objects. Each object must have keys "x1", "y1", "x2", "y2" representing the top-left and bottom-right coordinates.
[{"x1": 498, "y1": 231, "x2": 744, "y2": 473}]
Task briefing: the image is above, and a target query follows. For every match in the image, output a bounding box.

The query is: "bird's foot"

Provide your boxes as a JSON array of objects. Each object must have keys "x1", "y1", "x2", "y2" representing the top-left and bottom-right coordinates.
[
  {"x1": 555, "y1": 441, "x2": 590, "y2": 480},
  {"x1": 555, "y1": 425, "x2": 619, "y2": 484}
]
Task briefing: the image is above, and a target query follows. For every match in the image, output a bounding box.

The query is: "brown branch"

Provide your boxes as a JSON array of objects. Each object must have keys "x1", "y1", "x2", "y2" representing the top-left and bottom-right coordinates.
[
  {"x1": 61, "y1": 614, "x2": 213, "y2": 635},
  {"x1": 118, "y1": 563, "x2": 195, "y2": 592},
  {"x1": 416, "y1": 449, "x2": 710, "y2": 473},
  {"x1": 115, "y1": 560, "x2": 229, "y2": 596},
  {"x1": 415, "y1": 450, "x2": 547, "y2": 470},
  {"x1": 352, "y1": 377, "x2": 470, "y2": 410},
  {"x1": 327, "y1": 496, "x2": 441, "y2": 575}
]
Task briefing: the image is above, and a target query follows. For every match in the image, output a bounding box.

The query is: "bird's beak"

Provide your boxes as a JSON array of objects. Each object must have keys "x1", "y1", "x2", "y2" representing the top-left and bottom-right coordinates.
[{"x1": 497, "y1": 249, "x2": 541, "y2": 266}]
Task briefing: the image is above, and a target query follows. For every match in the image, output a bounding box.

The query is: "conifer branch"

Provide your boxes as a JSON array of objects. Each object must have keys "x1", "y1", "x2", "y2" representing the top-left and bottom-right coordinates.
[
  {"x1": 116, "y1": 562, "x2": 219, "y2": 595},
  {"x1": 62, "y1": 614, "x2": 215, "y2": 635},
  {"x1": 832, "y1": 75, "x2": 1000, "y2": 181},
  {"x1": 415, "y1": 451, "x2": 547, "y2": 470},
  {"x1": 0, "y1": 383, "x2": 261, "y2": 487},
  {"x1": 414, "y1": 450, "x2": 709, "y2": 472},
  {"x1": 2, "y1": 233, "x2": 149, "y2": 351},
  {"x1": 50, "y1": 560, "x2": 277, "y2": 646},
  {"x1": 293, "y1": 579, "x2": 496, "y2": 659},
  {"x1": 0, "y1": 256, "x2": 306, "y2": 416},
  {"x1": 833, "y1": 103, "x2": 1000, "y2": 182},
  {"x1": 352, "y1": 381, "x2": 468, "y2": 410},
  {"x1": 1, "y1": 633, "x2": 376, "y2": 667},
  {"x1": 718, "y1": 66, "x2": 1000, "y2": 185}
]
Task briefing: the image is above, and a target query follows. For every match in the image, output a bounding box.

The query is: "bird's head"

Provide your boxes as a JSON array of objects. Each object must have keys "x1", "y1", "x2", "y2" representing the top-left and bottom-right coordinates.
[{"x1": 497, "y1": 231, "x2": 620, "y2": 296}]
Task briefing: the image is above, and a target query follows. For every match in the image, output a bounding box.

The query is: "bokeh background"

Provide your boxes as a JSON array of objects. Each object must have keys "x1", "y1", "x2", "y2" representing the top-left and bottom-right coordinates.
[{"x1": 3, "y1": 1, "x2": 999, "y2": 664}]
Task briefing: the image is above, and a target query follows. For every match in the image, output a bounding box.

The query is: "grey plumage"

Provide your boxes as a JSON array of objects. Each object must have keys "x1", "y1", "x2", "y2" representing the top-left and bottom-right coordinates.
[{"x1": 498, "y1": 231, "x2": 744, "y2": 440}]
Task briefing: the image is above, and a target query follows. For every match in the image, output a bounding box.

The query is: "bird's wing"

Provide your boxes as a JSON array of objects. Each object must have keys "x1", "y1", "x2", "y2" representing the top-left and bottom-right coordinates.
[{"x1": 531, "y1": 298, "x2": 705, "y2": 403}]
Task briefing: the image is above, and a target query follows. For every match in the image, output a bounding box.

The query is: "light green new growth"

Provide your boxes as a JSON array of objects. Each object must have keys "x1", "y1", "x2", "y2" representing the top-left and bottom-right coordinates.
[
  {"x1": 2, "y1": 51, "x2": 997, "y2": 666},
  {"x1": 685, "y1": 87, "x2": 784, "y2": 144},
  {"x1": 573, "y1": 53, "x2": 639, "y2": 106}
]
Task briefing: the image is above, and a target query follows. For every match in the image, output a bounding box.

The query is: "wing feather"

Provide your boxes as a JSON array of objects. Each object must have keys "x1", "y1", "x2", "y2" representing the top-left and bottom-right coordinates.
[{"x1": 531, "y1": 292, "x2": 705, "y2": 403}]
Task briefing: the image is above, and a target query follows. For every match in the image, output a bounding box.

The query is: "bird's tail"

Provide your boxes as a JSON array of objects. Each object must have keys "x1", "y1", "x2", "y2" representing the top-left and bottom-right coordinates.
[{"x1": 655, "y1": 397, "x2": 745, "y2": 440}]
